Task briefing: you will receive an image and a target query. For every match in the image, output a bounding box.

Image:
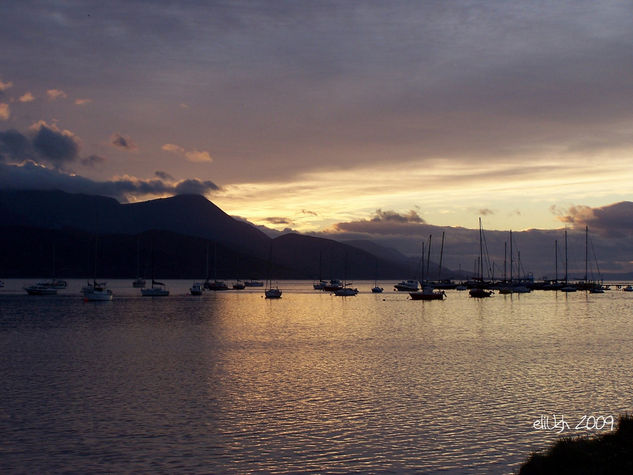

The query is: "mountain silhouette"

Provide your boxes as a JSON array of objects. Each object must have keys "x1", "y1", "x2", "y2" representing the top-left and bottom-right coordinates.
[{"x1": 0, "y1": 190, "x2": 417, "y2": 279}]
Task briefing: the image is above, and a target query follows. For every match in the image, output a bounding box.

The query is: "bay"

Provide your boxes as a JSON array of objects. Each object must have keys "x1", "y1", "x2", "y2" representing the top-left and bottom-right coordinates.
[{"x1": 1, "y1": 280, "x2": 632, "y2": 473}]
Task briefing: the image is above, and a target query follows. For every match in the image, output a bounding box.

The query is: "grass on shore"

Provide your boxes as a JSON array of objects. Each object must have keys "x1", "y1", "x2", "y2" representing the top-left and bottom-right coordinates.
[{"x1": 519, "y1": 414, "x2": 633, "y2": 474}]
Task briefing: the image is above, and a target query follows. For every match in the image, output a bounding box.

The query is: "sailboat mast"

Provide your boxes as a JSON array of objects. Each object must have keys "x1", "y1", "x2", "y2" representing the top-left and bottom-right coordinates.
[
  {"x1": 564, "y1": 228, "x2": 568, "y2": 285},
  {"x1": 420, "y1": 241, "x2": 425, "y2": 282},
  {"x1": 205, "y1": 242, "x2": 209, "y2": 280},
  {"x1": 585, "y1": 225, "x2": 588, "y2": 284},
  {"x1": 136, "y1": 237, "x2": 141, "y2": 277},
  {"x1": 504, "y1": 241, "x2": 507, "y2": 283},
  {"x1": 426, "y1": 234, "x2": 432, "y2": 280},
  {"x1": 214, "y1": 242, "x2": 218, "y2": 280},
  {"x1": 555, "y1": 239, "x2": 558, "y2": 283},
  {"x1": 479, "y1": 218, "x2": 484, "y2": 281},
  {"x1": 509, "y1": 230, "x2": 513, "y2": 285},
  {"x1": 438, "y1": 231, "x2": 445, "y2": 281}
]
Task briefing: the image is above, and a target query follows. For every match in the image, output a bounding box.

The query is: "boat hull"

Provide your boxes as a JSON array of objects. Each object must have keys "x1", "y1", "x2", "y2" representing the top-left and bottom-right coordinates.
[
  {"x1": 265, "y1": 288, "x2": 282, "y2": 299},
  {"x1": 409, "y1": 291, "x2": 445, "y2": 300}
]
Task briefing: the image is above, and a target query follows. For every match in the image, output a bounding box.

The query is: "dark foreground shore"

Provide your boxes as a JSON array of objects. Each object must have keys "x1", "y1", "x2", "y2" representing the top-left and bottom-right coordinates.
[{"x1": 519, "y1": 415, "x2": 633, "y2": 474}]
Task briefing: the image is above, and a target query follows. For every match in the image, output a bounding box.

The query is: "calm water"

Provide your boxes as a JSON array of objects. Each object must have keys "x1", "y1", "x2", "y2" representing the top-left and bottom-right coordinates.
[{"x1": 1, "y1": 279, "x2": 632, "y2": 473}]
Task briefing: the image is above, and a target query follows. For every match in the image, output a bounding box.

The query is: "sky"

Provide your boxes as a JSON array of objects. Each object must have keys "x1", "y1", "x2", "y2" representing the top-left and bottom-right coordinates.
[{"x1": 2, "y1": 0, "x2": 633, "y2": 273}]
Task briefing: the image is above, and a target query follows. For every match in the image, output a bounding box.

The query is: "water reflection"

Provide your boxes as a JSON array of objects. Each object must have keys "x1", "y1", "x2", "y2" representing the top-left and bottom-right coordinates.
[{"x1": 1, "y1": 282, "x2": 633, "y2": 472}]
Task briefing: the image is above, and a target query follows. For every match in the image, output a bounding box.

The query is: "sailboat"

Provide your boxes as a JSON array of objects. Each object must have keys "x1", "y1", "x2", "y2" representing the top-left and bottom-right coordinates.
[
  {"x1": 410, "y1": 236, "x2": 445, "y2": 300},
  {"x1": 204, "y1": 242, "x2": 229, "y2": 291},
  {"x1": 333, "y1": 253, "x2": 358, "y2": 296},
  {"x1": 132, "y1": 236, "x2": 146, "y2": 288},
  {"x1": 560, "y1": 228, "x2": 577, "y2": 292},
  {"x1": 371, "y1": 258, "x2": 383, "y2": 293},
  {"x1": 469, "y1": 218, "x2": 493, "y2": 298},
  {"x1": 141, "y1": 240, "x2": 169, "y2": 296},
  {"x1": 25, "y1": 244, "x2": 67, "y2": 295},
  {"x1": 190, "y1": 282, "x2": 204, "y2": 295},
  {"x1": 264, "y1": 242, "x2": 282, "y2": 299},
  {"x1": 313, "y1": 250, "x2": 328, "y2": 290},
  {"x1": 82, "y1": 235, "x2": 113, "y2": 301}
]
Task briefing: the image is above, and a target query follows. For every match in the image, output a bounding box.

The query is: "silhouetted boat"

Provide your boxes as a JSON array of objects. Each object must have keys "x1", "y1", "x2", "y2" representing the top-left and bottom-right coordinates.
[
  {"x1": 204, "y1": 280, "x2": 229, "y2": 291},
  {"x1": 204, "y1": 242, "x2": 228, "y2": 290},
  {"x1": 394, "y1": 279, "x2": 419, "y2": 292},
  {"x1": 469, "y1": 288, "x2": 493, "y2": 298},
  {"x1": 323, "y1": 279, "x2": 344, "y2": 292},
  {"x1": 469, "y1": 218, "x2": 493, "y2": 298},
  {"x1": 410, "y1": 285, "x2": 445, "y2": 300},
  {"x1": 25, "y1": 283, "x2": 58, "y2": 295},
  {"x1": 313, "y1": 251, "x2": 327, "y2": 290},
  {"x1": 83, "y1": 233, "x2": 113, "y2": 301},
  {"x1": 83, "y1": 280, "x2": 113, "y2": 301},
  {"x1": 264, "y1": 242, "x2": 282, "y2": 299},
  {"x1": 334, "y1": 286, "x2": 359, "y2": 296},
  {"x1": 313, "y1": 280, "x2": 328, "y2": 290},
  {"x1": 141, "y1": 242, "x2": 168, "y2": 296},
  {"x1": 190, "y1": 282, "x2": 203, "y2": 295},
  {"x1": 132, "y1": 236, "x2": 145, "y2": 288},
  {"x1": 244, "y1": 280, "x2": 264, "y2": 287},
  {"x1": 141, "y1": 279, "x2": 169, "y2": 297}
]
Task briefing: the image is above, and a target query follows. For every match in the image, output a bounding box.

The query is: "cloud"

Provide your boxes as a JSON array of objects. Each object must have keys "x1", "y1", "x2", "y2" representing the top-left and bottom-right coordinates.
[
  {"x1": 233, "y1": 215, "x2": 297, "y2": 238},
  {"x1": 301, "y1": 209, "x2": 318, "y2": 216},
  {"x1": 162, "y1": 143, "x2": 185, "y2": 154},
  {"x1": 173, "y1": 178, "x2": 219, "y2": 195},
  {"x1": 80, "y1": 154, "x2": 106, "y2": 167},
  {"x1": 155, "y1": 170, "x2": 174, "y2": 181},
  {"x1": 162, "y1": 143, "x2": 213, "y2": 163},
  {"x1": 0, "y1": 103, "x2": 9, "y2": 120},
  {"x1": 0, "y1": 161, "x2": 219, "y2": 202},
  {"x1": 184, "y1": 149, "x2": 212, "y2": 163},
  {"x1": 46, "y1": 89, "x2": 67, "y2": 101},
  {"x1": 0, "y1": 123, "x2": 100, "y2": 170},
  {"x1": 329, "y1": 209, "x2": 426, "y2": 237},
  {"x1": 31, "y1": 121, "x2": 79, "y2": 167},
  {"x1": 0, "y1": 80, "x2": 12, "y2": 91},
  {"x1": 555, "y1": 202, "x2": 633, "y2": 238},
  {"x1": 110, "y1": 133, "x2": 138, "y2": 151},
  {"x1": 371, "y1": 209, "x2": 424, "y2": 224},
  {"x1": 74, "y1": 98, "x2": 92, "y2": 105},
  {"x1": 264, "y1": 217, "x2": 293, "y2": 225},
  {"x1": 479, "y1": 208, "x2": 494, "y2": 216},
  {"x1": 18, "y1": 92, "x2": 35, "y2": 103},
  {"x1": 0, "y1": 129, "x2": 31, "y2": 162}
]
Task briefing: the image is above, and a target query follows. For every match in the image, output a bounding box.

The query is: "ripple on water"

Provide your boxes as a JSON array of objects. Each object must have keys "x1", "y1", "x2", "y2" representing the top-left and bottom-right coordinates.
[{"x1": 1, "y1": 285, "x2": 633, "y2": 472}]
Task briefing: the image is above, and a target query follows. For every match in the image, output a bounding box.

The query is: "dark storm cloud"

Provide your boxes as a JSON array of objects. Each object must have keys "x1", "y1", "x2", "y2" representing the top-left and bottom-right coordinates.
[
  {"x1": 331, "y1": 209, "x2": 426, "y2": 235},
  {"x1": 1, "y1": 125, "x2": 100, "y2": 170},
  {"x1": 110, "y1": 133, "x2": 137, "y2": 151},
  {"x1": 174, "y1": 178, "x2": 219, "y2": 195},
  {"x1": 32, "y1": 122, "x2": 79, "y2": 166},
  {"x1": 0, "y1": 162, "x2": 219, "y2": 202},
  {"x1": 556, "y1": 202, "x2": 633, "y2": 238},
  {"x1": 0, "y1": 129, "x2": 32, "y2": 162}
]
